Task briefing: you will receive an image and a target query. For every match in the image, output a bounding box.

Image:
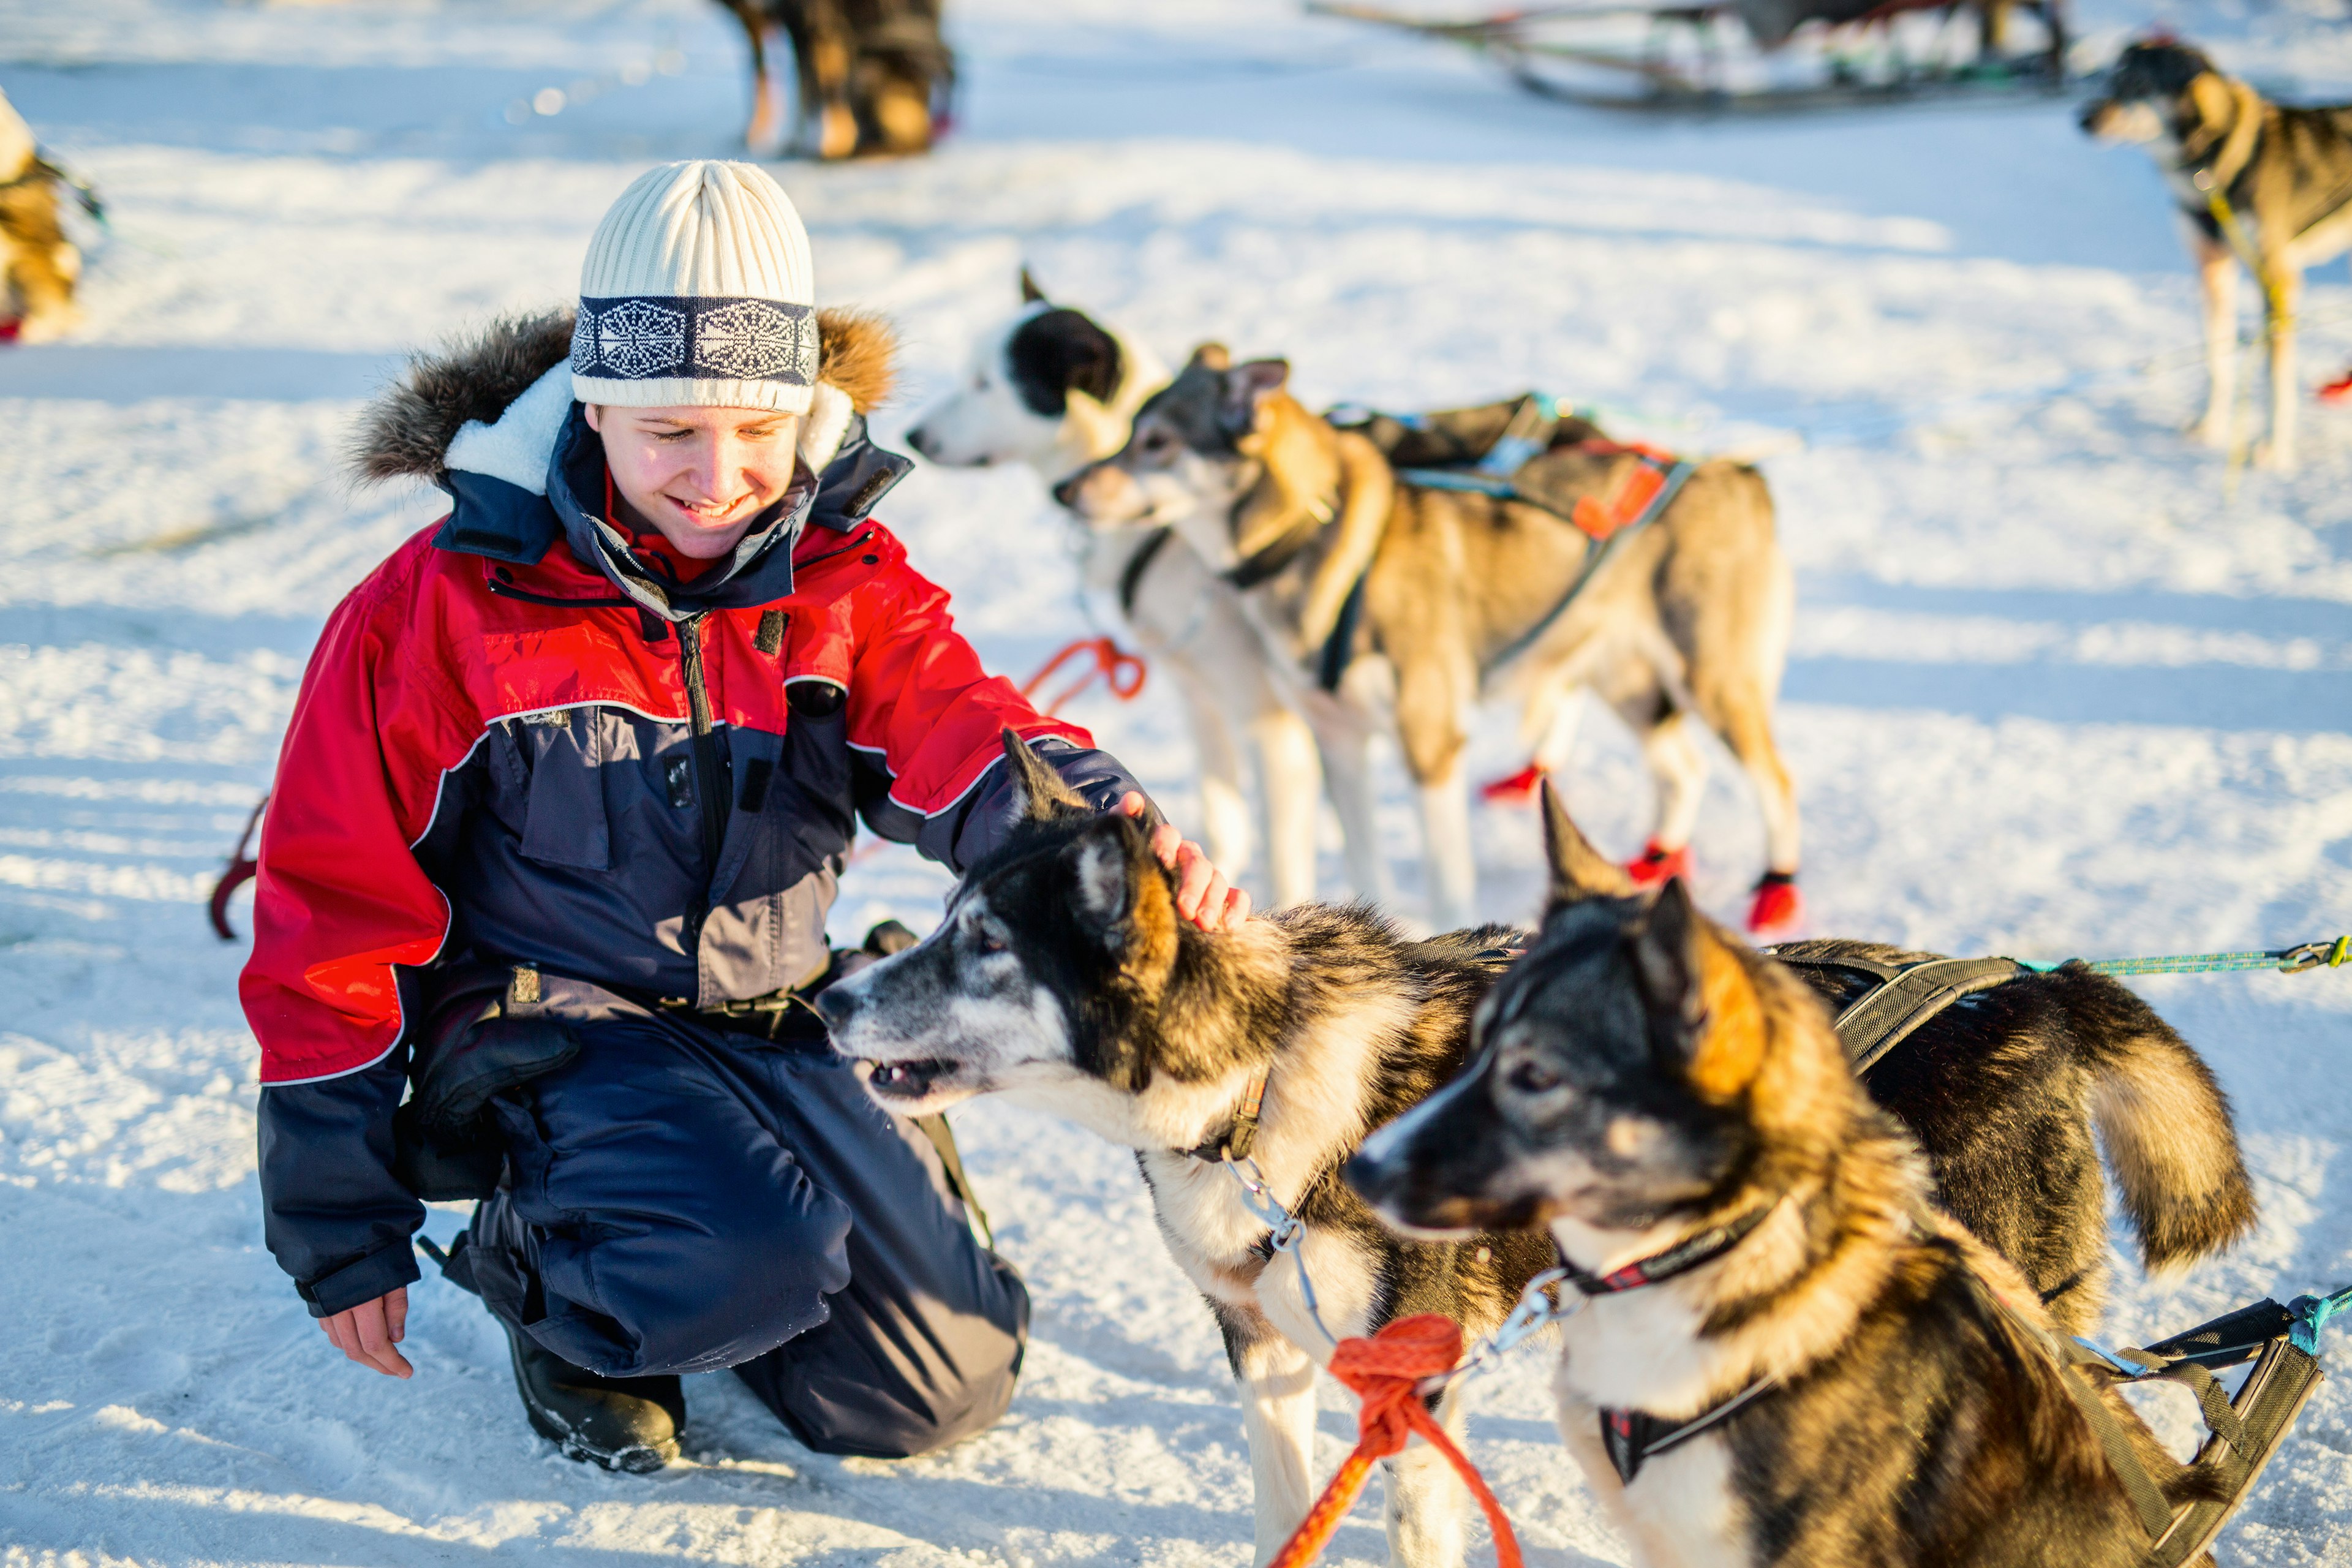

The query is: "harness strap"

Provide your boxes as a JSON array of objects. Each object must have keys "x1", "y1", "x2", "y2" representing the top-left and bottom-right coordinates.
[
  {"x1": 1182, "y1": 1065, "x2": 1271, "y2": 1163},
  {"x1": 1116, "y1": 526, "x2": 1174, "y2": 617},
  {"x1": 1474, "y1": 453, "x2": 1697, "y2": 681},
  {"x1": 1819, "y1": 956, "x2": 2024, "y2": 1077},
  {"x1": 1316, "y1": 568, "x2": 1371, "y2": 693},
  {"x1": 2043, "y1": 1336, "x2": 2177, "y2": 1540},
  {"x1": 1597, "y1": 1378, "x2": 1777, "y2": 1484}
]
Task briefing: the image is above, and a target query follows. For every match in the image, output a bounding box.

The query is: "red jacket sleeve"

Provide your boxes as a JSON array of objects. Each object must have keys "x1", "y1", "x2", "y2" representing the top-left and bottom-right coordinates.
[
  {"x1": 841, "y1": 538, "x2": 1095, "y2": 829},
  {"x1": 240, "y1": 538, "x2": 478, "y2": 1085}
]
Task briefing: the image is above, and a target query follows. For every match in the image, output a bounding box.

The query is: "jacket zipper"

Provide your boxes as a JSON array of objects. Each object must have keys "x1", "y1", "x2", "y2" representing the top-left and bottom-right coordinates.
[{"x1": 677, "y1": 611, "x2": 729, "y2": 953}]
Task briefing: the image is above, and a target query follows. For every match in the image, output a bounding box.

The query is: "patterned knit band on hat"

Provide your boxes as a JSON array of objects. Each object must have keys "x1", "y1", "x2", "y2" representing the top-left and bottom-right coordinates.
[{"x1": 571, "y1": 160, "x2": 818, "y2": 415}]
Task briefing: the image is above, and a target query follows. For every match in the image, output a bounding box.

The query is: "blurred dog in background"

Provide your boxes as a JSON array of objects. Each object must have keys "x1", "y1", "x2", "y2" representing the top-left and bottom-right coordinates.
[
  {"x1": 0, "y1": 89, "x2": 82, "y2": 342},
  {"x1": 718, "y1": 0, "x2": 953, "y2": 159},
  {"x1": 1061, "y1": 349, "x2": 1801, "y2": 934},
  {"x1": 2083, "y1": 38, "x2": 2352, "y2": 469},
  {"x1": 907, "y1": 274, "x2": 1329, "y2": 911}
]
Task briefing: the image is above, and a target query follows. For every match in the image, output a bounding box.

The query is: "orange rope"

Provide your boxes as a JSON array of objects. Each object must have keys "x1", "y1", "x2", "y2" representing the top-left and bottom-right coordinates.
[
  {"x1": 1266, "y1": 1315, "x2": 1524, "y2": 1568},
  {"x1": 1019, "y1": 635, "x2": 1147, "y2": 717}
]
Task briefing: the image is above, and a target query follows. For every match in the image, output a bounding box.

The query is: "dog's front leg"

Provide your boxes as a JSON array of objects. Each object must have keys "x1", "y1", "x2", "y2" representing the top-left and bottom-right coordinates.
[
  {"x1": 1215, "y1": 1303, "x2": 1321, "y2": 1566},
  {"x1": 1381, "y1": 1388, "x2": 1471, "y2": 1568},
  {"x1": 1307, "y1": 706, "x2": 1395, "y2": 909},
  {"x1": 2192, "y1": 235, "x2": 2238, "y2": 447},
  {"x1": 2260, "y1": 260, "x2": 2302, "y2": 469},
  {"x1": 1250, "y1": 705, "x2": 1324, "y2": 910},
  {"x1": 1170, "y1": 663, "x2": 1257, "y2": 886}
]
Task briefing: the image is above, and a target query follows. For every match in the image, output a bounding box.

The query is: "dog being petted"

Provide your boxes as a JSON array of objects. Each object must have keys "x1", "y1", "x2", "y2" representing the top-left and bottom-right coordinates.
[
  {"x1": 2082, "y1": 37, "x2": 2352, "y2": 469},
  {"x1": 818, "y1": 729, "x2": 1559, "y2": 1568},
  {"x1": 1347, "y1": 785, "x2": 2254, "y2": 1568},
  {"x1": 905, "y1": 273, "x2": 1328, "y2": 911},
  {"x1": 1060, "y1": 346, "x2": 1803, "y2": 936}
]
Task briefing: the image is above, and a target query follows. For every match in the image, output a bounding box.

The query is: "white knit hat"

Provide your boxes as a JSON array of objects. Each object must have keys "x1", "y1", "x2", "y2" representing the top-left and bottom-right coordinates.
[{"x1": 571, "y1": 160, "x2": 818, "y2": 413}]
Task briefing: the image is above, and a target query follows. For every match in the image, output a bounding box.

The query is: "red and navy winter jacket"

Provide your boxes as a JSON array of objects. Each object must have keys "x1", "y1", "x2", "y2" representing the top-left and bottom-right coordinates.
[{"x1": 247, "y1": 333, "x2": 1140, "y2": 1316}]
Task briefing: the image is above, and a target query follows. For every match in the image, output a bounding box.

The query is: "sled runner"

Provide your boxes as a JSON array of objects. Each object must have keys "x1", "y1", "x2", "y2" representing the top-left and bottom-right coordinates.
[{"x1": 1310, "y1": 0, "x2": 2070, "y2": 113}]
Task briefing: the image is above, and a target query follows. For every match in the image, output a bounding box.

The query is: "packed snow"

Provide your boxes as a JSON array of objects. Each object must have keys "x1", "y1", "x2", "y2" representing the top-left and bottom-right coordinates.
[{"x1": 2, "y1": 0, "x2": 2350, "y2": 1562}]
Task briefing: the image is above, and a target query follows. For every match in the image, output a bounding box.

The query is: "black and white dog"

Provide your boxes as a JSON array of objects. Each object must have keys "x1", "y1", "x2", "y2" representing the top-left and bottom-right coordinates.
[
  {"x1": 907, "y1": 274, "x2": 1326, "y2": 910},
  {"x1": 818, "y1": 743, "x2": 2251, "y2": 1568}
]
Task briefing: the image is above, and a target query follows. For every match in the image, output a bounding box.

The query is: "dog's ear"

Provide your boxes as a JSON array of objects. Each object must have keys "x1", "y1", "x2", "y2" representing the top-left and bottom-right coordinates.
[
  {"x1": 1187, "y1": 342, "x2": 1232, "y2": 373},
  {"x1": 1008, "y1": 309, "x2": 1123, "y2": 417},
  {"x1": 1629, "y1": 881, "x2": 1762, "y2": 1098},
  {"x1": 1063, "y1": 816, "x2": 1181, "y2": 986},
  {"x1": 2187, "y1": 69, "x2": 2237, "y2": 126},
  {"x1": 1000, "y1": 728, "x2": 1091, "y2": 826},
  {"x1": 1020, "y1": 266, "x2": 1047, "y2": 304},
  {"x1": 1221, "y1": 360, "x2": 1290, "y2": 433},
  {"x1": 1541, "y1": 780, "x2": 1635, "y2": 910},
  {"x1": 1629, "y1": 878, "x2": 1707, "y2": 1053}
]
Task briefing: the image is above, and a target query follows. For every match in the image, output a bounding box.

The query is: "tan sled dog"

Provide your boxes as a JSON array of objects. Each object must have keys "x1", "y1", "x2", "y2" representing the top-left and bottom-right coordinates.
[
  {"x1": 1060, "y1": 347, "x2": 1801, "y2": 933},
  {"x1": 0, "y1": 90, "x2": 81, "y2": 343},
  {"x1": 2083, "y1": 39, "x2": 2352, "y2": 469}
]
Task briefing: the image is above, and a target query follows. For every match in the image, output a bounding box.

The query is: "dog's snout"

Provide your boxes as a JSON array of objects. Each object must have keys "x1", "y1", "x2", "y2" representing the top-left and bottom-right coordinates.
[
  {"x1": 906, "y1": 424, "x2": 937, "y2": 459},
  {"x1": 2077, "y1": 100, "x2": 2106, "y2": 133},
  {"x1": 1051, "y1": 469, "x2": 1087, "y2": 510},
  {"x1": 812, "y1": 988, "x2": 854, "y2": 1031}
]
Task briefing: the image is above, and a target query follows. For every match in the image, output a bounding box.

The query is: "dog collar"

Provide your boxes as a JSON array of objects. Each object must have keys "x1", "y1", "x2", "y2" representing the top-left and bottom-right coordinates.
[
  {"x1": 1557, "y1": 1198, "x2": 1778, "y2": 1297},
  {"x1": 1182, "y1": 1066, "x2": 1270, "y2": 1163}
]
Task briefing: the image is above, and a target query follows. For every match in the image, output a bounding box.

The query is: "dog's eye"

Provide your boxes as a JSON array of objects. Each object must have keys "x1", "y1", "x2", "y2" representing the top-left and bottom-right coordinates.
[{"x1": 1506, "y1": 1058, "x2": 1562, "y2": 1095}]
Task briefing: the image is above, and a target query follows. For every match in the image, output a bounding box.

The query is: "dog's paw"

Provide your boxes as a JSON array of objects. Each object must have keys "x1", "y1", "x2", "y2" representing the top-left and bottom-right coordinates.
[
  {"x1": 2184, "y1": 415, "x2": 2231, "y2": 447},
  {"x1": 2252, "y1": 439, "x2": 2296, "y2": 472},
  {"x1": 13, "y1": 306, "x2": 82, "y2": 344}
]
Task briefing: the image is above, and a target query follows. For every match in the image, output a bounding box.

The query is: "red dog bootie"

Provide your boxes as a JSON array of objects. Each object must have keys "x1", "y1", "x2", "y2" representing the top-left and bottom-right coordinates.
[
  {"x1": 1480, "y1": 763, "x2": 1548, "y2": 805},
  {"x1": 2321, "y1": 371, "x2": 2352, "y2": 406},
  {"x1": 1746, "y1": 871, "x2": 1803, "y2": 936},
  {"x1": 1626, "y1": 840, "x2": 1691, "y2": 887}
]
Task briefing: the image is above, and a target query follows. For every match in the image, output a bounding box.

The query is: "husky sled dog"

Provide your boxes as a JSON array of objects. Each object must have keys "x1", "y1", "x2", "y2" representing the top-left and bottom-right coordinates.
[
  {"x1": 819, "y1": 744, "x2": 2244, "y2": 1568},
  {"x1": 2083, "y1": 39, "x2": 2352, "y2": 469},
  {"x1": 1059, "y1": 347, "x2": 1801, "y2": 934},
  {"x1": 717, "y1": 0, "x2": 951, "y2": 158},
  {"x1": 0, "y1": 90, "x2": 80, "y2": 343},
  {"x1": 1349, "y1": 791, "x2": 2258, "y2": 1568},
  {"x1": 906, "y1": 276, "x2": 1328, "y2": 910}
]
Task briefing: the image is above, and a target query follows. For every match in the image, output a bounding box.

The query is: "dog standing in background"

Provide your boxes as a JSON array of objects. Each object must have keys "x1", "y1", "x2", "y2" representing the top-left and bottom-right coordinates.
[
  {"x1": 717, "y1": 0, "x2": 952, "y2": 159},
  {"x1": 1348, "y1": 791, "x2": 2255, "y2": 1568},
  {"x1": 907, "y1": 276, "x2": 1329, "y2": 910},
  {"x1": 1061, "y1": 348, "x2": 1802, "y2": 935},
  {"x1": 0, "y1": 89, "x2": 81, "y2": 342},
  {"x1": 2083, "y1": 39, "x2": 2352, "y2": 469}
]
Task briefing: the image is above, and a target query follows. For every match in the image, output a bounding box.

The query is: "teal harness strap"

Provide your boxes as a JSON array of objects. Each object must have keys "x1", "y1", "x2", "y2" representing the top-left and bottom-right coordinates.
[{"x1": 2013, "y1": 936, "x2": 2350, "y2": 978}]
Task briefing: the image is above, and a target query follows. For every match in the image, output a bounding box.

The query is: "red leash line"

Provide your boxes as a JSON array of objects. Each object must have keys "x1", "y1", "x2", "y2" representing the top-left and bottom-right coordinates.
[
  {"x1": 1018, "y1": 636, "x2": 1147, "y2": 717},
  {"x1": 1267, "y1": 1315, "x2": 1525, "y2": 1568}
]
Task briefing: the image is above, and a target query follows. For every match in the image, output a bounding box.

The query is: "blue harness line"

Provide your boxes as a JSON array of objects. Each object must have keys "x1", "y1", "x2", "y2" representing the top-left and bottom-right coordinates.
[{"x1": 2015, "y1": 936, "x2": 2350, "y2": 977}]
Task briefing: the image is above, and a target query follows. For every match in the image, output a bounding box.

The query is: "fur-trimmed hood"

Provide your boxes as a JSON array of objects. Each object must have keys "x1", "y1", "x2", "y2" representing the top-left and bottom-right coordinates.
[{"x1": 347, "y1": 309, "x2": 909, "y2": 619}]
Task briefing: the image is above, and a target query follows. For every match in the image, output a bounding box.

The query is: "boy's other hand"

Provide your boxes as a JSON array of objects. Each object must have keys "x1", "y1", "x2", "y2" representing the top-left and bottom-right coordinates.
[
  {"x1": 1120, "y1": 792, "x2": 1252, "y2": 933},
  {"x1": 320, "y1": 1286, "x2": 413, "y2": 1378}
]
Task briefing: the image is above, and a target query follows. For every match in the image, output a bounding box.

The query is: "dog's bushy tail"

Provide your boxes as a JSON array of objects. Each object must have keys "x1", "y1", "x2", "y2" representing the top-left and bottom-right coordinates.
[{"x1": 2057, "y1": 970, "x2": 2257, "y2": 1274}]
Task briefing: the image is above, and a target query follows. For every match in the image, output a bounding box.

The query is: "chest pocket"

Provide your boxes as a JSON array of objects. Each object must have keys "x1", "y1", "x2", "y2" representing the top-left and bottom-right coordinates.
[{"x1": 510, "y1": 709, "x2": 614, "y2": 872}]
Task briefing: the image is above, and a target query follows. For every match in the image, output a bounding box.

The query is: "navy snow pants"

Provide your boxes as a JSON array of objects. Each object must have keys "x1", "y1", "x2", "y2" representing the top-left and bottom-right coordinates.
[{"x1": 458, "y1": 1009, "x2": 1028, "y2": 1458}]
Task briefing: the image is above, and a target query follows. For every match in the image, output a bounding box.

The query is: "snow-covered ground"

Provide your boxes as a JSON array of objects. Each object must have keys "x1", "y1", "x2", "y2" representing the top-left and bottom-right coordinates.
[{"x1": 3, "y1": 0, "x2": 2350, "y2": 1561}]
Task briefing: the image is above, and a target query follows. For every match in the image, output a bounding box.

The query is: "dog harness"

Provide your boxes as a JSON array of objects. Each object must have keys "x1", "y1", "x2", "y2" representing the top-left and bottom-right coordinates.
[
  {"x1": 1392, "y1": 439, "x2": 1697, "y2": 687},
  {"x1": 1753, "y1": 943, "x2": 2339, "y2": 1562},
  {"x1": 1306, "y1": 391, "x2": 1698, "y2": 693}
]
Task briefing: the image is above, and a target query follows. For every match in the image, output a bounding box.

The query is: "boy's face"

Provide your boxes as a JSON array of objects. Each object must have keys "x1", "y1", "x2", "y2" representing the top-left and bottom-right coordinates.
[{"x1": 585, "y1": 403, "x2": 804, "y2": 559}]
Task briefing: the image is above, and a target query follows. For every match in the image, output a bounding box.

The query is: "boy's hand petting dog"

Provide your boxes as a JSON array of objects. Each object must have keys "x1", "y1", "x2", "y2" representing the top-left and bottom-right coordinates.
[{"x1": 1120, "y1": 792, "x2": 1252, "y2": 932}]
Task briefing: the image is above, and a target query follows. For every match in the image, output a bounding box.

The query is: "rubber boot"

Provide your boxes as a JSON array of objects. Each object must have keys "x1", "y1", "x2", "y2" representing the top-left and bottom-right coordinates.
[{"x1": 504, "y1": 1321, "x2": 684, "y2": 1473}]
